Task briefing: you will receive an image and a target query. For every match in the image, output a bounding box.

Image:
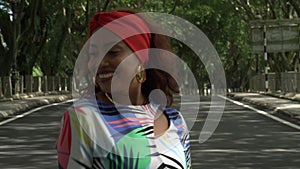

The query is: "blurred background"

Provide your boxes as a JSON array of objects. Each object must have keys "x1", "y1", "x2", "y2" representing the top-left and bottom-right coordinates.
[{"x1": 1, "y1": 0, "x2": 300, "y2": 97}]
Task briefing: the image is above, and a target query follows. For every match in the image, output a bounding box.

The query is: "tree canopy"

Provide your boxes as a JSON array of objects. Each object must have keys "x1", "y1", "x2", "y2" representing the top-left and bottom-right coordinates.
[{"x1": 0, "y1": 0, "x2": 299, "y2": 90}]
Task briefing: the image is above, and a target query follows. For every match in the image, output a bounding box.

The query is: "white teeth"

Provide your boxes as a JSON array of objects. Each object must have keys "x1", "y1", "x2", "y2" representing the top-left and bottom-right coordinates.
[{"x1": 98, "y1": 73, "x2": 114, "y2": 78}]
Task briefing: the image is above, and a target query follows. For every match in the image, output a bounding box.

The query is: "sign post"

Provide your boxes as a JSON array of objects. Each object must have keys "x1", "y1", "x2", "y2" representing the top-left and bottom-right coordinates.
[
  {"x1": 263, "y1": 24, "x2": 268, "y2": 92},
  {"x1": 250, "y1": 19, "x2": 300, "y2": 92}
]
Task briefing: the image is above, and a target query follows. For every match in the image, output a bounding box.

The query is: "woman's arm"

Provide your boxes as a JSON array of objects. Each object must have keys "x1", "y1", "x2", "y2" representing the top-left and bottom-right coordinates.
[{"x1": 56, "y1": 109, "x2": 93, "y2": 169}]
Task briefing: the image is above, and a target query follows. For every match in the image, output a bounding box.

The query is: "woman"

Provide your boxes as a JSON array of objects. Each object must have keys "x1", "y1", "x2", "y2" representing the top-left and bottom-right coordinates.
[{"x1": 57, "y1": 8, "x2": 191, "y2": 169}]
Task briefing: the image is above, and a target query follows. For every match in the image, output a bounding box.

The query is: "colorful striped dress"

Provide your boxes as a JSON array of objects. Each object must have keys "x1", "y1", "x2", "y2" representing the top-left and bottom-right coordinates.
[{"x1": 56, "y1": 97, "x2": 191, "y2": 169}]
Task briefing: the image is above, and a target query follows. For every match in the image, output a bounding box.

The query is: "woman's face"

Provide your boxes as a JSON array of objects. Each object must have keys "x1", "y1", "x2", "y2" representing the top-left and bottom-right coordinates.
[{"x1": 90, "y1": 41, "x2": 141, "y2": 94}]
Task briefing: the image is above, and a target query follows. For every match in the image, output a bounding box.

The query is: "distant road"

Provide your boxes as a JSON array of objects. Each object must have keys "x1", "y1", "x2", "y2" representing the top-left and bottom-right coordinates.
[{"x1": 1, "y1": 96, "x2": 300, "y2": 169}]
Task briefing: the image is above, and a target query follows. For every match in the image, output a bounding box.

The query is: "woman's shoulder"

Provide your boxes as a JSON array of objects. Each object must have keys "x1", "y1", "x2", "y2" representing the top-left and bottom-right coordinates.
[
  {"x1": 163, "y1": 107, "x2": 187, "y2": 126},
  {"x1": 163, "y1": 106, "x2": 189, "y2": 136},
  {"x1": 163, "y1": 106, "x2": 181, "y2": 118},
  {"x1": 65, "y1": 97, "x2": 100, "y2": 115}
]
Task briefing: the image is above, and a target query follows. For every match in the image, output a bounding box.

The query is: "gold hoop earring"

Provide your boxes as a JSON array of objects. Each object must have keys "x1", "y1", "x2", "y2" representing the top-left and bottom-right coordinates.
[{"x1": 136, "y1": 65, "x2": 146, "y2": 83}]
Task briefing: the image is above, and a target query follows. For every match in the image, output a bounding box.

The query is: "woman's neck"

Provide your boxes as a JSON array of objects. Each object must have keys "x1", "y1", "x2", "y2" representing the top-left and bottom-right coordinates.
[{"x1": 97, "y1": 91, "x2": 147, "y2": 105}]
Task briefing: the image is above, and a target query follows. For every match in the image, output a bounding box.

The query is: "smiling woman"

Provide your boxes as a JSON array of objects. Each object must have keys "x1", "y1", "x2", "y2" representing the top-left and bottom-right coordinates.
[
  {"x1": 56, "y1": 8, "x2": 191, "y2": 169},
  {"x1": 94, "y1": 41, "x2": 140, "y2": 100}
]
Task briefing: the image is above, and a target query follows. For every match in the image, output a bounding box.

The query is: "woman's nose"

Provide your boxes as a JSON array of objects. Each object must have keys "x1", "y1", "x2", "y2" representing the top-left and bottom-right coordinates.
[
  {"x1": 88, "y1": 56, "x2": 105, "y2": 72},
  {"x1": 99, "y1": 55, "x2": 110, "y2": 68}
]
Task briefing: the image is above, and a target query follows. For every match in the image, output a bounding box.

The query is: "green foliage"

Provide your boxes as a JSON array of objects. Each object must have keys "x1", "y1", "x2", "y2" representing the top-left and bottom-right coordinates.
[
  {"x1": 17, "y1": 0, "x2": 48, "y2": 75},
  {"x1": 230, "y1": 0, "x2": 300, "y2": 89},
  {"x1": 1, "y1": 0, "x2": 298, "y2": 90},
  {"x1": 0, "y1": 1, "x2": 14, "y2": 76}
]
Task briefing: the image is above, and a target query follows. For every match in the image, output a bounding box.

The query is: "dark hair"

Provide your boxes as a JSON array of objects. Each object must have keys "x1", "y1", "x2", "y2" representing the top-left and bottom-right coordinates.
[{"x1": 114, "y1": 8, "x2": 179, "y2": 106}]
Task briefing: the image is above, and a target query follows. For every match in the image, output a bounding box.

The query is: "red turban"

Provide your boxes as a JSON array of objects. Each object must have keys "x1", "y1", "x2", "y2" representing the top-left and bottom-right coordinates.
[{"x1": 89, "y1": 11, "x2": 152, "y2": 65}]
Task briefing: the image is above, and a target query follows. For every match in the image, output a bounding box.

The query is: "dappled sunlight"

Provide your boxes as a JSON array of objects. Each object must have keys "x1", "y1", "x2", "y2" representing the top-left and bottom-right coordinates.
[
  {"x1": 0, "y1": 105, "x2": 67, "y2": 169},
  {"x1": 277, "y1": 104, "x2": 300, "y2": 110},
  {"x1": 190, "y1": 100, "x2": 300, "y2": 168}
]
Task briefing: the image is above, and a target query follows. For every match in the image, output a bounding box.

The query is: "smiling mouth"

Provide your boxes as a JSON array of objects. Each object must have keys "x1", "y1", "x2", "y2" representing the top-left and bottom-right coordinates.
[{"x1": 97, "y1": 72, "x2": 114, "y2": 82}]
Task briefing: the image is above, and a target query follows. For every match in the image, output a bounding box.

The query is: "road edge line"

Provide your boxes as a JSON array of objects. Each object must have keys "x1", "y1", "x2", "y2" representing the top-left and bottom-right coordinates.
[
  {"x1": 0, "y1": 99, "x2": 74, "y2": 126},
  {"x1": 219, "y1": 95, "x2": 300, "y2": 130}
]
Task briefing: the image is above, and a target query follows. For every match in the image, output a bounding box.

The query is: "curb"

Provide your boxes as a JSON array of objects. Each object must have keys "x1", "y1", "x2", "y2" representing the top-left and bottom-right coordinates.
[
  {"x1": 263, "y1": 92, "x2": 300, "y2": 103},
  {"x1": 0, "y1": 91, "x2": 70, "y2": 102},
  {"x1": 227, "y1": 92, "x2": 299, "y2": 121},
  {"x1": 0, "y1": 94, "x2": 73, "y2": 119}
]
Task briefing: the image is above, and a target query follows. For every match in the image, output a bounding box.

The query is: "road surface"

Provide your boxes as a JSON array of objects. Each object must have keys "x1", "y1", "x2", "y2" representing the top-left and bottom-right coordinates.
[
  {"x1": 190, "y1": 96, "x2": 300, "y2": 169},
  {"x1": 0, "y1": 96, "x2": 299, "y2": 169}
]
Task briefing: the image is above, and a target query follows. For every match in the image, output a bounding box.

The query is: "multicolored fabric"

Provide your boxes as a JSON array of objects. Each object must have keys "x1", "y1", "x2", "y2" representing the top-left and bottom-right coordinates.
[{"x1": 56, "y1": 97, "x2": 191, "y2": 169}]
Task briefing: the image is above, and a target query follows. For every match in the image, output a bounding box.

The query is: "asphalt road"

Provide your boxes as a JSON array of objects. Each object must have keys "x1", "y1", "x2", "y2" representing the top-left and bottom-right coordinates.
[
  {"x1": 0, "y1": 96, "x2": 300, "y2": 169},
  {"x1": 190, "y1": 96, "x2": 300, "y2": 169},
  {"x1": 0, "y1": 102, "x2": 72, "y2": 169}
]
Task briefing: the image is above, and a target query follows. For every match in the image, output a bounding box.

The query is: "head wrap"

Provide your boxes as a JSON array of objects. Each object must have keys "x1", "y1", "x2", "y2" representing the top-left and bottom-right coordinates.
[{"x1": 89, "y1": 11, "x2": 152, "y2": 65}]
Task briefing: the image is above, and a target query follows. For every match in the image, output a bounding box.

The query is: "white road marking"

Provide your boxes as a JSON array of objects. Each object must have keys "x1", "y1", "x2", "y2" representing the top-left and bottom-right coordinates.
[
  {"x1": 219, "y1": 95, "x2": 300, "y2": 130},
  {"x1": 0, "y1": 99, "x2": 74, "y2": 126},
  {"x1": 191, "y1": 148, "x2": 300, "y2": 153}
]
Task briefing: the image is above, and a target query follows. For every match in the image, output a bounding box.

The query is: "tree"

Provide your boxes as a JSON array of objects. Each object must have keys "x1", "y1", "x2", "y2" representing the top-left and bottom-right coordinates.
[
  {"x1": 17, "y1": 0, "x2": 47, "y2": 75},
  {"x1": 1, "y1": 0, "x2": 298, "y2": 91},
  {"x1": 0, "y1": 0, "x2": 19, "y2": 76},
  {"x1": 232, "y1": 0, "x2": 300, "y2": 73}
]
